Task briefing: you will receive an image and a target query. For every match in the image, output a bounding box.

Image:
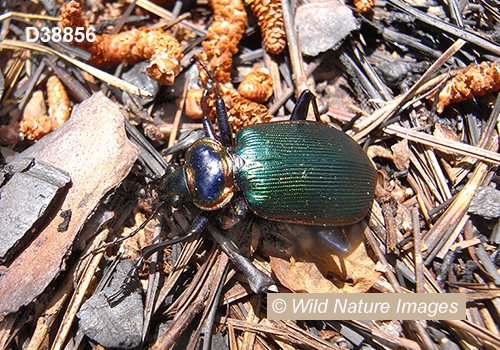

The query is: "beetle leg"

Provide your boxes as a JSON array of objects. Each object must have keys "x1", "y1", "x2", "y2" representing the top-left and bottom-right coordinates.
[
  {"x1": 106, "y1": 214, "x2": 210, "y2": 304},
  {"x1": 290, "y1": 90, "x2": 320, "y2": 121},
  {"x1": 106, "y1": 256, "x2": 144, "y2": 304},
  {"x1": 163, "y1": 129, "x2": 206, "y2": 156},
  {"x1": 283, "y1": 223, "x2": 352, "y2": 257},
  {"x1": 207, "y1": 223, "x2": 274, "y2": 293},
  {"x1": 142, "y1": 214, "x2": 210, "y2": 259},
  {"x1": 313, "y1": 227, "x2": 351, "y2": 256},
  {"x1": 218, "y1": 197, "x2": 248, "y2": 229}
]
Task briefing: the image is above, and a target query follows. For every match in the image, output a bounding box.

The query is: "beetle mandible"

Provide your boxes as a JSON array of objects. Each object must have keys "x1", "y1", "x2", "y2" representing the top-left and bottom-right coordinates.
[{"x1": 108, "y1": 58, "x2": 377, "y2": 301}]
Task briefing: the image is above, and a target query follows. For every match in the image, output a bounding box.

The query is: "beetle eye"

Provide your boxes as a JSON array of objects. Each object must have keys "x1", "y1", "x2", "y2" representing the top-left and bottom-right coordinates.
[{"x1": 170, "y1": 195, "x2": 182, "y2": 208}]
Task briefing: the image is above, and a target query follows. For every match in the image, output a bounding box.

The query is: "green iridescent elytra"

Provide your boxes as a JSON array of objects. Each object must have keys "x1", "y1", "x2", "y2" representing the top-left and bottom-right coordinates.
[{"x1": 234, "y1": 121, "x2": 377, "y2": 225}]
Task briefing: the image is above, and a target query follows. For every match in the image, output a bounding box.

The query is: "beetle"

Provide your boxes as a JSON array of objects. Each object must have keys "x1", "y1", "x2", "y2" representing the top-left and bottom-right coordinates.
[
  {"x1": 106, "y1": 58, "x2": 377, "y2": 301},
  {"x1": 158, "y1": 61, "x2": 377, "y2": 232}
]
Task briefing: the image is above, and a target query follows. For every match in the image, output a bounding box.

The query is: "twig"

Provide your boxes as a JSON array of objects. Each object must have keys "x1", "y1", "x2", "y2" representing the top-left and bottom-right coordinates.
[
  {"x1": 384, "y1": 124, "x2": 500, "y2": 165},
  {"x1": 149, "y1": 252, "x2": 229, "y2": 350},
  {"x1": 280, "y1": 0, "x2": 307, "y2": 95},
  {"x1": 109, "y1": 0, "x2": 138, "y2": 35},
  {"x1": 0, "y1": 39, "x2": 153, "y2": 98},
  {"x1": 423, "y1": 93, "x2": 500, "y2": 264},
  {"x1": 126, "y1": 0, "x2": 206, "y2": 36},
  {"x1": 389, "y1": 0, "x2": 500, "y2": 56},
  {"x1": 167, "y1": 76, "x2": 189, "y2": 148},
  {"x1": 443, "y1": 320, "x2": 500, "y2": 348},
  {"x1": 154, "y1": 235, "x2": 205, "y2": 313},
  {"x1": 142, "y1": 222, "x2": 163, "y2": 345},
  {"x1": 51, "y1": 229, "x2": 110, "y2": 350},
  {"x1": 10, "y1": 60, "x2": 45, "y2": 125},
  {"x1": 268, "y1": 56, "x2": 323, "y2": 115},
  {"x1": 412, "y1": 206, "x2": 424, "y2": 294},
  {"x1": 347, "y1": 320, "x2": 422, "y2": 350},
  {"x1": 475, "y1": 243, "x2": 500, "y2": 286},
  {"x1": 0, "y1": 12, "x2": 60, "y2": 23},
  {"x1": 26, "y1": 264, "x2": 78, "y2": 350},
  {"x1": 227, "y1": 318, "x2": 340, "y2": 349},
  {"x1": 352, "y1": 39, "x2": 465, "y2": 140},
  {"x1": 363, "y1": 225, "x2": 437, "y2": 350},
  {"x1": 200, "y1": 264, "x2": 230, "y2": 350}
]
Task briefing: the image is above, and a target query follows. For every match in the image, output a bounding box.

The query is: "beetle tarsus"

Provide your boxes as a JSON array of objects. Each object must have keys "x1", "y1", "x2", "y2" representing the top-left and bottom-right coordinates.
[{"x1": 106, "y1": 257, "x2": 143, "y2": 305}]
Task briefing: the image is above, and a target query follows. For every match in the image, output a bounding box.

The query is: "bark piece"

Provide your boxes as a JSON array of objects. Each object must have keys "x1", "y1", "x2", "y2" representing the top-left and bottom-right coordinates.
[
  {"x1": 0, "y1": 158, "x2": 71, "y2": 263},
  {"x1": 0, "y1": 92, "x2": 139, "y2": 316}
]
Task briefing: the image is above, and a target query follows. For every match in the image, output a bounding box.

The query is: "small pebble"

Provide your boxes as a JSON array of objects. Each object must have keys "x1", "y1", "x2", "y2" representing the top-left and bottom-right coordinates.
[
  {"x1": 295, "y1": 1, "x2": 359, "y2": 56},
  {"x1": 469, "y1": 186, "x2": 500, "y2": 220}
]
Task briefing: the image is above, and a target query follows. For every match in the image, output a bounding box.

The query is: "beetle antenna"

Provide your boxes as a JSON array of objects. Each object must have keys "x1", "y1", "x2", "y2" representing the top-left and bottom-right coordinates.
[
  {"x1": 192, "y1": 56, "x2": 214, "y2": 83},
  {"x1": 82, "y1": 202, "x2": 166, "y2": 260},
  {"x1": 191, "y1": 56, "x2": 233, "y2": 147},
  {"x1": 192, "y1": 56, "x2": 224, "y2": 99},
  {"x1": 193, "y1": 58, "x2": 217, "y2": 139}
]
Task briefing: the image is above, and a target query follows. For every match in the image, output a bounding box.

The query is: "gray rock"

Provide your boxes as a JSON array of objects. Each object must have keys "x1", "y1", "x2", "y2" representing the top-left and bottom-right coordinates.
[
  {"x1": 78, "y1": 260, "x2": 144, "y2": 349},
  {"x1": 295, "y1": 1, "x2": 359, "y2": 56},
  {"x1": 122, "y1": 61, "x2": 160, "y2": 106},
  {"x1": 469, "y1": 186, "x2": 500, "y2": 220}
]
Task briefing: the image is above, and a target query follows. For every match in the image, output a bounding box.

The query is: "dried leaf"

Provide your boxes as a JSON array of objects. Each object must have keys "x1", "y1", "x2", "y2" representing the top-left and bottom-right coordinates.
[
  {"x1": 367, "y1": 145, "x2": 394, "y2": 161},
  {"x1": 23, "y1": 91, "x2": 47, "y2": 119},
  {"x1": 391, "y1": 138, "x2": 411, "y2": 171},
  {"x1": 238, "y1": 65, "x2": 274, "y2": 103},
  {"x1": 270, "y1": 224, "x2": 380, "y2": 293},
  {"x1": 433, "y1": 123, "x2": 462, "y2": 159}
]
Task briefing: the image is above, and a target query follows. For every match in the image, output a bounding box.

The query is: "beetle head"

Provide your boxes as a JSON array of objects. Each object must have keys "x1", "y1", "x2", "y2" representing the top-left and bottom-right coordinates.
[{"x1": 157, "y1": 166, "x2": 191, "y2": 209}]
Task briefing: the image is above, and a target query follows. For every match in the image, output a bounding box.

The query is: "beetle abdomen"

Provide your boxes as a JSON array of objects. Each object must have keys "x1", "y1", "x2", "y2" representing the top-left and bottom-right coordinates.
[{"x1": 235, "y1": 121, "x2": 377, "y2": 225}]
